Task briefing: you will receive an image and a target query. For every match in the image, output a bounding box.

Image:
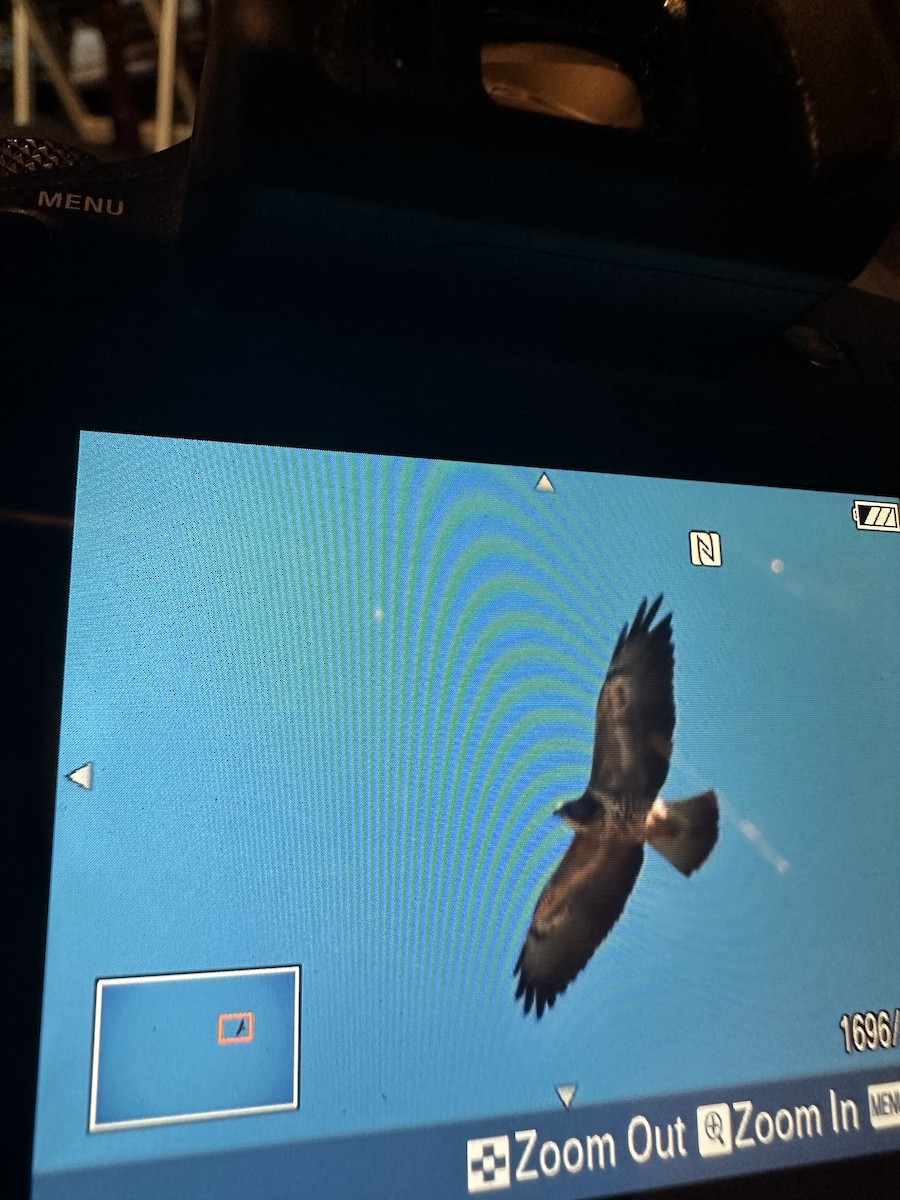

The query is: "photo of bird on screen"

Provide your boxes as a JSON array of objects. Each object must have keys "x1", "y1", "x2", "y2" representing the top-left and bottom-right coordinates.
[{"x1": 514, "y1": 595, "x2": 719, "y2": 1017}]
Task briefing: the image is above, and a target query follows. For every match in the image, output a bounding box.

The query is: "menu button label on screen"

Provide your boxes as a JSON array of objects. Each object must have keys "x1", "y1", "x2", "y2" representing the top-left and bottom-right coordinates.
[{"x1": 868, "y1": 1081, "x2": 900, "y2": 1129}]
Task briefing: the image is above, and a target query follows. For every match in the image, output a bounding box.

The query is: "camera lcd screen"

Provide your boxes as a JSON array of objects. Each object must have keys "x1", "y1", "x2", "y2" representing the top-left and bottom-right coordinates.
[{"x1": 31, "y1": 431, "x2": 900, "y2": 1200}]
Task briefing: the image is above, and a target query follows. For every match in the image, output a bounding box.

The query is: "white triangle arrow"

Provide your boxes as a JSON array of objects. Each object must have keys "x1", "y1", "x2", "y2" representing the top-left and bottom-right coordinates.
[
  {"x1": 535, "y1": 473, "x2": 555, "y2": 493},
  {"x1": 556, "y1": 1084, "x2": 577, "y2": 1109},
  {"x1": 66, "y1": 762, "x2": 94, "y2": 790}
]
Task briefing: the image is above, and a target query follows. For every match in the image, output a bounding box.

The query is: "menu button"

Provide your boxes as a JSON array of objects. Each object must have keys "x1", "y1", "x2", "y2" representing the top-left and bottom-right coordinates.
[{"x1": 868, "y1": 1081, "x2": 900, "y2": 1130}]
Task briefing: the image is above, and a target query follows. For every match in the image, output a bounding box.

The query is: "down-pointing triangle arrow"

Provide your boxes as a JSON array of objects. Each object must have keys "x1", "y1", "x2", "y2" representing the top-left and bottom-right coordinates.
[{"x1": 556, "y1": 1084, "x2": 577, "y2": 1109}]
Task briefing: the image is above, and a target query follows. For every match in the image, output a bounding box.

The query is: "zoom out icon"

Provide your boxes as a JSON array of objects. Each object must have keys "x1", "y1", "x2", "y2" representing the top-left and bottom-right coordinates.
[
  {"x1": 697, "y1": 1103, "x2": 733, "y2": 1157},
  {"x1": 467, "y1": 1135, "x2": 511, "y2": 1193}
]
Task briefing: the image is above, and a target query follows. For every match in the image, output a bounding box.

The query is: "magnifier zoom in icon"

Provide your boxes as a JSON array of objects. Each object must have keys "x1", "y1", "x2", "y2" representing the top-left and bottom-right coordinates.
[
  {"x1": 697, "y1": 1103, "x2": 733, "y2": 1157},
  {"x1": 704, "y1": 1111, "x2": 724, "y2": 1142}
]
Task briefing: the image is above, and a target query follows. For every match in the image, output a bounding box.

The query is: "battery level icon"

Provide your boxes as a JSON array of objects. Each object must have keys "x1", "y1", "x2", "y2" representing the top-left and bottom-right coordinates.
[{"x1": 851, "y1": 501, "x2": 900, "y2": 532}]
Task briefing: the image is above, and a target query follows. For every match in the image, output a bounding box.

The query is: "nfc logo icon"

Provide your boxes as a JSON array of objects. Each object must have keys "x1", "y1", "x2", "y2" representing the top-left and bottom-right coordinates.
[
  {"x1": 467, "y1": 1135, "x2": 512, "y2": 1192},
  {"x1": 689, "y1": 531, "x2": 723, "y2": 568}
]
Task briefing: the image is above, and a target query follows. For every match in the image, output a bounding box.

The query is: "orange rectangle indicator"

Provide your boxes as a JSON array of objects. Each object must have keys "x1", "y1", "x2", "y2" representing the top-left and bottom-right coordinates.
[{"x1": 218, "y1": 1011, "x2": 255, "y2": 1044}]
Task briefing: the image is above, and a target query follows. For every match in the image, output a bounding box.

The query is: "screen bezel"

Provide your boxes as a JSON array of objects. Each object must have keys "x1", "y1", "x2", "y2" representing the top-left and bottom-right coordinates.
[{"x1": 6, "y1": 287, "x2": 900, "y2": 1200}]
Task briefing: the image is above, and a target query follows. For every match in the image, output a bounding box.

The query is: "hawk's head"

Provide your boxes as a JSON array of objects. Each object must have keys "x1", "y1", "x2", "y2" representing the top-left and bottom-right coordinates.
[{"x1": 556, "y1": 792, "x2": 604, "y2": 832}]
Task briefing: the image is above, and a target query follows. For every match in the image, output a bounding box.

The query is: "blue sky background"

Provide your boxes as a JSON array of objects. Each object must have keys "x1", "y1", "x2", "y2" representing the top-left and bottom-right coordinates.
[{"x1": 34, "y1": 433, "x2": 900, "y2": 1173}]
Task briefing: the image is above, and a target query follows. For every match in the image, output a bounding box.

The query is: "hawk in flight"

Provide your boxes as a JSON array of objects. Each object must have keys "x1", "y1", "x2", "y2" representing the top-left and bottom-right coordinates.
[{"x1": 514, "y1": 596, "x2": 718, "y2": 1017}]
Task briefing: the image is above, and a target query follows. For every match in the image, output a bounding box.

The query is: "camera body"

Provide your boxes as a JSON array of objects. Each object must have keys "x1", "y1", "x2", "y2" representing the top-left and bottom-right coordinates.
[
  {"x1": 3, "y1": 0, "x2": 900, "y2": 501},
  {"x1": 3, "y1": 0, "x2": 900, "y2": 313},
  {"x1": 4, "y1": 6, "x2": 900, "y2": 1200}
]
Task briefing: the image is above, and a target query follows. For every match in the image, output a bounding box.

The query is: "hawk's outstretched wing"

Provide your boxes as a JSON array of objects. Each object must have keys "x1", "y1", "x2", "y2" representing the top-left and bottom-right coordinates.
[
  {"x1": 589, "y1": 595, "x2": 675, "y2": 802},
  {"x1": 514, "y1": 833, "x2": 644, "y2": 1017}
]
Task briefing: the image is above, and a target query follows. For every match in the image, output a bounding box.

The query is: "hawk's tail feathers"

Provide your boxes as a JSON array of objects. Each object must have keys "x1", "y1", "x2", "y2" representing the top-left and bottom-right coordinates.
[{"x1": 646, "y1": 790, "x2": 719, "y2": 876}]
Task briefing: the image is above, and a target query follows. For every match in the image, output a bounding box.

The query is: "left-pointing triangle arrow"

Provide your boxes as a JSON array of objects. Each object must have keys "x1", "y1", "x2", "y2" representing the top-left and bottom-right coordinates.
[{"x1": 66, "y1": 763, "x2": 93, "y2": 790}]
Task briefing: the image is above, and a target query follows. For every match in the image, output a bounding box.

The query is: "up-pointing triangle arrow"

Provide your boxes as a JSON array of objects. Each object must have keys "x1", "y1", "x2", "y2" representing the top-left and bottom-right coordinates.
[
  {"x1": 556, "y1": 1084, "x2": 577, "y2": 1109},
  {"x1": 66, "y1": 762, "x2": 94, "y2": 790},
  {"x1": 535, "y1": 473, "x2": 555, "y2": 493}
]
